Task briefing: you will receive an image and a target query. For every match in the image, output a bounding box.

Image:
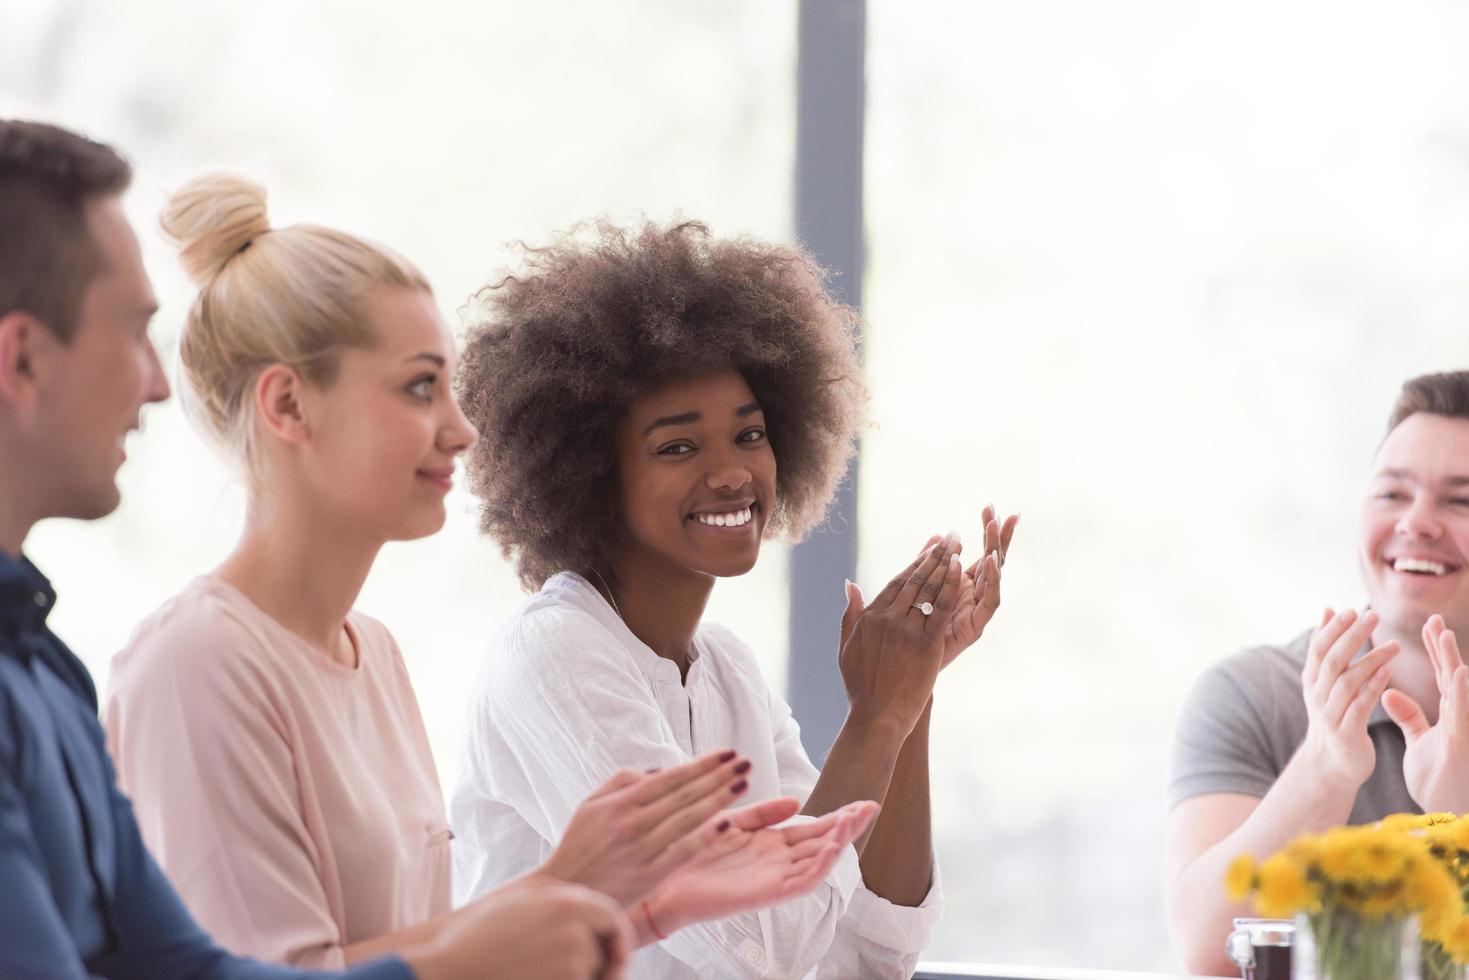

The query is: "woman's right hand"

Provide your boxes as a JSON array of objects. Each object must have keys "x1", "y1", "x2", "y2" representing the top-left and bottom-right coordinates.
[
  {"x1": 408, "y1": 881, "x2": 634, "y2": 980},
  {"x1": 1299, "y1": 606, "x2": 1400, "y2": 788},
  {"x1": 538, "y1": 749, "x2": 754, "y2": 905},
  {"x1": 837, "y1": 534, "x2": 964, "y2": 738}
]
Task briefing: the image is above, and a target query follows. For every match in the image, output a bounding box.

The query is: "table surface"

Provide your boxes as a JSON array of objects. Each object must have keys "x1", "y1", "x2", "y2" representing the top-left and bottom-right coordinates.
[{"x1": 914, "y1": 963, "x2": 1233, "y2": 980}]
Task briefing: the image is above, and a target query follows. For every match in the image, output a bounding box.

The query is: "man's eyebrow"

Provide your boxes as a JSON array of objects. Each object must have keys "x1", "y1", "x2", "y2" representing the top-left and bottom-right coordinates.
[
  {"x1": 736, "y1": 402, "x2": 763, "y2": 417},
  {"x1": 1375, "y1": 468, "x2": 1469, "y2": 488},
  {"x1": 643, "y1": 411, "x2": 700, "y2": 435},
  {"x1": 405, "y1": 353, "x2": 447, "y2": 368}
]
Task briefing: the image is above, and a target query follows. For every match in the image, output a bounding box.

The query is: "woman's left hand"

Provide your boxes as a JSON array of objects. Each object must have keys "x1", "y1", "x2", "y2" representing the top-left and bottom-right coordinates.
[
  {"x1": 641, "y1": 799, "x2": 879, "y2": 938},
  {"x1": 840, "y1": 506, "x2": 1017, "y2": 673}
]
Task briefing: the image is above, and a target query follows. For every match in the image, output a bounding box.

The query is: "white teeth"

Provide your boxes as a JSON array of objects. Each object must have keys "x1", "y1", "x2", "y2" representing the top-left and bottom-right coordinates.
[
  {"x1": 695, "y1": 506, "x2": 753, "y2": 528},
  {"x1": 1394, "y1": 558, "x2": 1450, "y2": 576}
]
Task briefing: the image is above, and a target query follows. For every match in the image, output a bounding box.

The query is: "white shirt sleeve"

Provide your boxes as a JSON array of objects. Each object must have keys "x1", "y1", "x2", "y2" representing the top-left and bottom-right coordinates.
[{"x1": 455, "y1": 608, "x2": 866, "y2": 978}]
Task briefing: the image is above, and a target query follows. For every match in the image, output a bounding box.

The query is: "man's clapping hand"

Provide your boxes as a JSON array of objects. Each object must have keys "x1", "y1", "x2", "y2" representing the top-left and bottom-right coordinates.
[{"x1": 1385, "y1": 614, "x2": 1469, "y2": 813}]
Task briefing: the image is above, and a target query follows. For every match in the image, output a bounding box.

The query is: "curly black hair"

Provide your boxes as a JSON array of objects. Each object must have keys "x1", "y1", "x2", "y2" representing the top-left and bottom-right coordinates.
[{"x1": 456, "y1": 220, "x2": 868, "y2": 590}]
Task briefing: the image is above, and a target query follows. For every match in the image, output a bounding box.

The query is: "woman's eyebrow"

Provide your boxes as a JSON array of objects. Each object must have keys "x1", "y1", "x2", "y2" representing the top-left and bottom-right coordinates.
[
  {"x1": 404, "y1": 352, "x2": 447, "y2": 367},
  {"x1": 643, "y1": 411, "x2": 700, "y2": 435},
  {"x1": 643, "y1": 402, "x2": 762, "y2": 435}
]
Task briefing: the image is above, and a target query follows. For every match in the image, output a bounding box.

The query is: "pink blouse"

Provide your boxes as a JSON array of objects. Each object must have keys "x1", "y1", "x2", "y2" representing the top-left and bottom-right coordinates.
[{"x1": 103, "y1": 576, "x2": 451, "y2": 967}]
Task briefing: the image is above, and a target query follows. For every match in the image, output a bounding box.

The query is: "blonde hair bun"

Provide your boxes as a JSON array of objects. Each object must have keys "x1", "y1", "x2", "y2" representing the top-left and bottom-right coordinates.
[{"x1": 161, "y1": 173, "x2": 271, "y2": 286}]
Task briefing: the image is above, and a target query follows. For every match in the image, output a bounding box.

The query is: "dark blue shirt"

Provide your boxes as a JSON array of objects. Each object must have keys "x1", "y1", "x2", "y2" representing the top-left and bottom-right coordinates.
[{"x1": 0, "y1": 551, "x2": 414, "y2": 980}]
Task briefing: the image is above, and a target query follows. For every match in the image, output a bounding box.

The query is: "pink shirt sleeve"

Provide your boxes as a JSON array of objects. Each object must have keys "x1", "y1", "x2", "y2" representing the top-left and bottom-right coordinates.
[{"x1": 104, "y1": 601, "x2": 347, "y2": 968}]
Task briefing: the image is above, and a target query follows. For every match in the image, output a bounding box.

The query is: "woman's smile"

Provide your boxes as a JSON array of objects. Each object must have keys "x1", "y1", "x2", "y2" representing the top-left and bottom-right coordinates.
[
  {"x1": 416, "y1": 466, "x2": 456, "y2": 493},
  {"x1": 688, "y1": 501, "x2": 757, "y2": 532}
]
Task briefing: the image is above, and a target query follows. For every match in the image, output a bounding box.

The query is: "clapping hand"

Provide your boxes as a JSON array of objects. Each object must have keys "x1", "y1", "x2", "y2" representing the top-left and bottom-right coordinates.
[
  {"x1": 840, "y1": 507, "x2": 1018, "y2": 674},
  {"x1": 836, "y1": 534, "x2": 964, "y2": 736},
  {"x1": 540, "y1": 750, "x2": 754, "y2": 906},
  {"x1": 411, "y1": 881, "x2": 634, "y2": 980},
  {"x1": 1300, "y1": 607, "x2": 1400, "y2": 788},
  {"x1": 940, "y1": 505, "x2": 1017, "y2": 669},
  {"x1": 1384, "y1": 614, "x2": 1469, "y2": 813},
  {"x1": 644, "y1": 799, "x2": 880, "y2": 937}
]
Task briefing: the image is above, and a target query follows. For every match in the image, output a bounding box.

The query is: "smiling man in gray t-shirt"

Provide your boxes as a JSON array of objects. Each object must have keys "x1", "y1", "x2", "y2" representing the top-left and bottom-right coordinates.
[{"x1": 1164, "y1": 371, "x2": 1469, "y2": 977}]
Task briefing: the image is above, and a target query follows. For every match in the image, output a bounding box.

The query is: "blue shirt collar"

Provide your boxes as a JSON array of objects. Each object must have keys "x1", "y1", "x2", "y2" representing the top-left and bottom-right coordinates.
[
  {"x1": 0, "y1": 550, "x2": 96, "y2": 709},
  {"x1": 0, "y1": 550, "x2": 57, "y2": 640}
]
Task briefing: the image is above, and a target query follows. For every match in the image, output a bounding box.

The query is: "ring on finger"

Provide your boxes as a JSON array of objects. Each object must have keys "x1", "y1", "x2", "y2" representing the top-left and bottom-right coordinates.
[{"x1": 912, "y1": 601, "x2": 934, "y2": 616}]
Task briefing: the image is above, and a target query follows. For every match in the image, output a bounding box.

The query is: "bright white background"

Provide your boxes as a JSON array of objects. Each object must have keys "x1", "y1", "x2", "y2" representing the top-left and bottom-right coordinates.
[{"x1": 7, "y1": 0, "x2": 1469, "y2": 971}]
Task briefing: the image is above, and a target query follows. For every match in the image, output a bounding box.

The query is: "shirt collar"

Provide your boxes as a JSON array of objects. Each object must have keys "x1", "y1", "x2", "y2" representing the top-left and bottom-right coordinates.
[{"x1": 0, "y1": 550, "x2": 57, "y2": 641}]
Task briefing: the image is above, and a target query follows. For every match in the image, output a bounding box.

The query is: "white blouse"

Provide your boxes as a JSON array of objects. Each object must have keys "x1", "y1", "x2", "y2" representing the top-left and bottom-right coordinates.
[{"x1": 449, "y1": 572, "x2": 942, "y2": 979}]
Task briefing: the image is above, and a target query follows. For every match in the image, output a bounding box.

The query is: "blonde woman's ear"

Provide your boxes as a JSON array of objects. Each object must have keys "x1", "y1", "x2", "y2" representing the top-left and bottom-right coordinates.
[{"x1": 253, "y1": 364, "x2": 310, "y2": 444}]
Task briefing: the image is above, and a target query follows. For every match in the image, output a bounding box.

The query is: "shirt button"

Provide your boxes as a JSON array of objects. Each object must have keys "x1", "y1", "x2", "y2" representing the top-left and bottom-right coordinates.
[
  {"x1": 739, "y1": 941, "x2": 766, "y2": 967},
  {"x1": 32, "y1": 591, "x2": 47, "y2": 608}
]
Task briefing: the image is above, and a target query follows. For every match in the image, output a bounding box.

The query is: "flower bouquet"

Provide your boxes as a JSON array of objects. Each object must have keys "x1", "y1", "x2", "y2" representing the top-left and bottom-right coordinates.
[
  {"x1": 1228, "y1": 820, "x2": 1465, "y2": 980},
  {"x1": 1398, "y1": 813, "x2": 1469, "y2": 980}
]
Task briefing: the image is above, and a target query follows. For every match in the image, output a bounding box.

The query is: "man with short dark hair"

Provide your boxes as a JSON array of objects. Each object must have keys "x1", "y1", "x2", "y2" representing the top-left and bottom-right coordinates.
[
  {"x1": 1163, "y1": 371, "x2": 1469, "y2": 975},
  {"x1": 0, "y1": 119, "x2": 630, "y2": 980}
]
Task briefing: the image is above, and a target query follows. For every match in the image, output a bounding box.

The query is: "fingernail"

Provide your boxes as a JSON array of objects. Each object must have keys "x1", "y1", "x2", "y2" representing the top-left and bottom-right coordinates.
[
  {"x1": 730, "y1": 779, "x2": 748, "y2": 794},
  {"x1": 645, "y1": 767, "x2": 661, "y2": 774},
  {"x1": 717, "y1": 750, "x2": 736, "y2": 763},
  {"x1": 733, "y1": 760, "x2": 751, "y2": 775},
  {"x1": 716, "y1": 819, "x2": 731, "y2": 833}
]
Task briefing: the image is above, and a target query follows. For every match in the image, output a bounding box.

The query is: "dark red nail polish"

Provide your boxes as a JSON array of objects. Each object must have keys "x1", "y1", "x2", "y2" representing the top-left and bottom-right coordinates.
[
  {"x1": 733, "y1": 760, "x2": 751, "y2": 775},
  {"x1": 730, "y1": 779, "x2": 748, "y2": 794},
  {"x1": 716, "y1": 819, "x2": 731, "y2": 833},
  {"x1": 717, "y1": 750, "x2": 736, "y2": 763}
]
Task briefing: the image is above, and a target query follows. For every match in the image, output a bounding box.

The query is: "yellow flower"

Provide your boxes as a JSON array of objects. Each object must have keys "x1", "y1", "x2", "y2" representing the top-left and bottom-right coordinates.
[
  {"x1": 1226, "y1": 855, "x2": 1256, "y2": 902},
  {"x1": 1315, "y1": 828, "x2": 1410, "y2": 885},
  {"x1": 1360, "y1": 841, "x2": 1412, "y2": 884},
  {"x1": 1256, "y1": 854, "x2": 1318, "y2": 918},
  {"x1": 1436, "y1": 918, "x2": 1469, "y2": 963},
  {"x1": 1409, "y1": 859, "x2": 1461, "y2": 919},
  {"x1": 1381, "y1": 813, "x2": 1435, "y2": 832}
]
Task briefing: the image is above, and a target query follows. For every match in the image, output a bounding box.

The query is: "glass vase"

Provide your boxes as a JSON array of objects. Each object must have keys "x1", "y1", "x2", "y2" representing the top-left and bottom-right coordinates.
[
  {"x1": 1293, "y1": 911, "x2": 1419, "y2": 980},
  {"x1": 1422, "y1": 941, "x2": 1469, "y2": 980}
]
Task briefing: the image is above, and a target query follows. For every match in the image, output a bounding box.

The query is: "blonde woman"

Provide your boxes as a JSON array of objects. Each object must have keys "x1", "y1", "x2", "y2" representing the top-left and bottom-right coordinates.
[{"x1": 103, "y1": 176, "x2": 872, "y2": 972}]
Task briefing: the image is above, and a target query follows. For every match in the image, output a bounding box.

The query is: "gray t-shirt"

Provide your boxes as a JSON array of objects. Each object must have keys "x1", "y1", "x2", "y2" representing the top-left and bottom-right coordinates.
[{"x1": 1169, "y1": 628, "x2": 1419, "y2": 824}]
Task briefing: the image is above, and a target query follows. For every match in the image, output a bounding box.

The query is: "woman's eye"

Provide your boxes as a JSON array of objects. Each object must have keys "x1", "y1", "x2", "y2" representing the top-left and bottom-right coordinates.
[
  {"x1": 737, "y1": 428, "x2": 767, "y2": 445},
  {"x1": 656, "y1": 442, "x2": 696, "y2": 456},
  {"x1": 1376, "y1": 491, "x2": 1406, "y2": 501},
  {"x1": 1449, "y1": 498, "x2": 1469, "y2": 508},
  {"x1": 408, "y1": 376, "x2": 436, "y2": 400}
]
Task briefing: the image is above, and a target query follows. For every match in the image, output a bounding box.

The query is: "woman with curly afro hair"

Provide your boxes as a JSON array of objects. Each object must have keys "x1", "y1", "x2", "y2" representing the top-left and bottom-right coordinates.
[{"x1": 450, "y1": 220, "x2": 1019, "y2": 979}]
